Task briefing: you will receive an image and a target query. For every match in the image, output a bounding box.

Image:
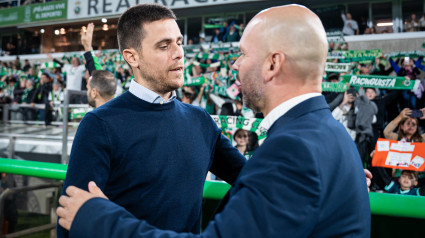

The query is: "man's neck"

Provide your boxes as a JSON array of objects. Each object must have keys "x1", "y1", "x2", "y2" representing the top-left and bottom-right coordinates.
[{"x1": 134, "y1": 78, "x2": 172, "y2": 101}]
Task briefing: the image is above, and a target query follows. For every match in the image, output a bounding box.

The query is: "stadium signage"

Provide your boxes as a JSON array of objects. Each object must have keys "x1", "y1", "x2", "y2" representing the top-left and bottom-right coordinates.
[
  {"x1": 341, "y1": 74, "x2": 418, "y2": 90},
  {"x1": 324, "y1": 62, "x2": 353, "y2": 72},
  {"x1": 321, "y1": 82, "x2": 349, "y2": 92},
  {"x1": 0, "y1": 0, "x2": 67, "y2": 27},
  {"x1": 327, "y1": 51, "x2": 345, "y2": 59},
  {"x1": 67, "y1": 0, "x2": 256, "y2": 19},
  {"x1": 348, "y1": 75, "x2": 396, "y2": 88}
]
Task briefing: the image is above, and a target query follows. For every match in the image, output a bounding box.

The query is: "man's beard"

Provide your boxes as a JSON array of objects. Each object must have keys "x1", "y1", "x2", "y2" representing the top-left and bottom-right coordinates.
[{"x1": 87, "y1": 95, "x2": 96, "y2": 108}]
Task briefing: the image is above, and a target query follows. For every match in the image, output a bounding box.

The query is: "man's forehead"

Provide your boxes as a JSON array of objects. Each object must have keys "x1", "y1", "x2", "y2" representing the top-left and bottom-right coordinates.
[{"x1": 142, "y1": 19, "x2": 181, "y2": 39}]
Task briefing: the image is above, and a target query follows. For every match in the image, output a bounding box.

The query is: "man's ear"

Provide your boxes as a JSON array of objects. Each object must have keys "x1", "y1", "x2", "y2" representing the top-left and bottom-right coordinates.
[
  {"x1": 414, "y1": 180, "x2": 418, "y2": 186},
  {"x1": 91, "y1": 88, "x2": 98, "y2": 99},
  {"x1": 122, "y1": 49, "x2": 140, "y2": 69},
  {"x1": 264, "y1": 51, "x2": 284, "y2": 82}
]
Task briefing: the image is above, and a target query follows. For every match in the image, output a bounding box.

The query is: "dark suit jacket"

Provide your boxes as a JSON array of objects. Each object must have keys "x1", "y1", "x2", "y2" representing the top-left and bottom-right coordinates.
[{"x1": 69, "y1": 96, "x2": 371, "y2": 238}]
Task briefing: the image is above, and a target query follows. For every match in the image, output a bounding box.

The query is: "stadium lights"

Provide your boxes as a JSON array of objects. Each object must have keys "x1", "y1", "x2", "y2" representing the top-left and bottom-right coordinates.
[
  {"x1": 54, "y1": 30, "x2": 60, "y2": 35},
  {"x1": 102, "y1": 24, "x2": 109, "y2": 31},
  {"x1": 101, "y1": 18, "x2": 107, "y2": 23},
  {"x1": 40, "y1": 29, "x2": 45, "y2": 34},
  {"x1": 377, "y1": 22, "x2": 393, "y2": 27}
]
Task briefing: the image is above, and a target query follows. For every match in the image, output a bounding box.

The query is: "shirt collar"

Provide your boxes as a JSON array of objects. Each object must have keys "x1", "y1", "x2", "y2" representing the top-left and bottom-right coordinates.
[
  {"x1": 258, "y1": 93, "x2": 321, "y2": 140},
  {"x1": 129, "y1": 79, "x2": 176, "y2": 104}
]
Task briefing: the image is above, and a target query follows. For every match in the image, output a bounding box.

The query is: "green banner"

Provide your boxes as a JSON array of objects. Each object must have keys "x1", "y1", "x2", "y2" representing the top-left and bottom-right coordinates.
[
  {"x1": 340, "y1": 49, "x2": 382, "y2": 63},
  {"x1": 0, "y1": 0, "x2": 67, "y2": 27},
  {"x1": 327, "y1": 51, "x2": 345, "y2": 59},
  {"x1": 192, "y1": 61, "x2": 221, "y2": 68},
  {"x1": 210, "y1": 85, "x2": 228, "y2": 97},
  {"x1": 385, "y1": 50, "x2": 425, "y2": 58},
  {"x1": 341, "y1": 74, "x2": 418, "y2": 90},
  {"x1": 326, "y1": 31, "x2": 345, "y2": 43},
  {"x1": 40, "y1": 62, "x2": 60, "y2": 69},
  {"x1": 184, "y1": 75, "x2": 206, "y2": 86},
  {"x1": 325, "y1": 62, "x2": 353, "y2": 72},
  {"x1": 322, "y1": 82, "x2": 349, "y2": 92},
  {"x1": 204, "y1": 24, "x2": 223, "y2": 29},
  {"x1": 70, "y1": 108, "x2": 92, "y2": 120},
  {"x1": 211, "y1": 115, "x2": 267, "y2": 145},
  {"x1": 196, "y1": 53, "x2": 224, "y2": 61}
]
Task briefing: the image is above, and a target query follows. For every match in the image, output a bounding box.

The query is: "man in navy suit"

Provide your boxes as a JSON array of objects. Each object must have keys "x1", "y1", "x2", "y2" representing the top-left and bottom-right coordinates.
[{"x1": 57, "y1": 4, "x2": 371, "y2": 237}]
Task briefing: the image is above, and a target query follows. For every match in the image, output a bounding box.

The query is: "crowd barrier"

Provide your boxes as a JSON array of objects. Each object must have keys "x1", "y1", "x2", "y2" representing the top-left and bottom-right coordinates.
[{"x1": 1, "y1": 158, "x2": 425, "y2": 217}]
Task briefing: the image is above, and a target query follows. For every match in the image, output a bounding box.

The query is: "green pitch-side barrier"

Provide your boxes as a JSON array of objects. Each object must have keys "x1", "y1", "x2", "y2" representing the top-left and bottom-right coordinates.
[{"x1": 1, "y1": 158, "x2": 425, "y2": 220}]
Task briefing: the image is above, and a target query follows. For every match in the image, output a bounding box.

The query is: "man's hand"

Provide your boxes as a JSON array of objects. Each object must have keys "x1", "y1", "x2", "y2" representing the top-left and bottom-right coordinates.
[
  {"x1": 364, "y1": 169, "x2": 372, "y2": 192},
  {"x1": 56, "y1": 181, "x2": 108, "y2": 230},
  {"x1": 81, "y1": 23, "x2": 94, "y2": 52}
]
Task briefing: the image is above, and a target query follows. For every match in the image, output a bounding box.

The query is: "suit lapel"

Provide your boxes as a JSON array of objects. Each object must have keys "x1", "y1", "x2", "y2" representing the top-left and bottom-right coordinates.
[{"x1": 267, "y1": 96, "x2": 329, "y2": 135}]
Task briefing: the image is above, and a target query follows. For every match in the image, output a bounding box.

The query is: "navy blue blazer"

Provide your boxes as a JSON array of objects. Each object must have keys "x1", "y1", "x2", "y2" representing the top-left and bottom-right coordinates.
[{"x1": 69, "y1": 96, "x2": 371, "y2": 238}]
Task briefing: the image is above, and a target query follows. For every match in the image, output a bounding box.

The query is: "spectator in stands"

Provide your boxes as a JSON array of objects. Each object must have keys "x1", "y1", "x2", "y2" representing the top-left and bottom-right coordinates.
[
  {"x1": 233, "y1": 129, "x2": 252, "y2": 160},
  {"x1": 21, "y1": 79, "x2": 37, "y2": 120},
  {"x1": 181, "y1": 84, "x2": 206, "y2": 107},
  {"x1": 323, "y1": 73, "x2": 343, "y2": 111},
  {"x1": 341, "y1": 12, "x2": 359, "y2": 35},
  {"x1": 389, "y1": 57, "x2": 422, "y2": 109},
  {"x1": 33, "y1": 72, "x2": 53, "y2": 121},
  {"x1": 384, "y1": 170, "x2": 424, "y2": 196},
  {"x1": 405, "y1": 13, "x2": 420, "y2": 32},
  {"x1": 86, "y1": 70, "x2": 116, "y2": 108},
  {"x1": 22, "y1": 59, "x2": 31, "y2": 72},
  {"x1": 328, "y1": 42, "x2": 335, "y2": 52},
  {"x1": 353, "y1": 89, "x2": 378, "y2": 164},
  {"x1": 48, "y1": 82, "x2": 64, "y2": 121},
  {"x1": 332, "y1": 88, "x2": 357, "y2": 140},
  {"x1": 205, "y1": 59, "x2": 218, "y2": 73},
  {"x1": 384, "y1": 108, "x2": 425, "y2": 142},
  {"x1": 25, "y1": 67, "x2": 38, "y2": 82},
  {"x1": 48, "y1": 54, "x2": 86, "y2": 103},
  {"x1": 12, "y1": 78, "x2": 25, "y2": 104},
  {"x1": 4, "y1": 76, "x2": 17, "y2": 100},
  {"x1": 224, "y1": 24, "x2": 240, "y2": 42},
  {"x1": 13, "y1": 56, "x2": 21, "y2": 70},
  {"x1": 237, "y1": 23, "x2": 245, "y2": 36},
  {"x1": 370, "y1": 56, "x2": 394, "y2": 76},
  {"x1": 211, "y1": 28, "x2": 224, "y2": 43}
]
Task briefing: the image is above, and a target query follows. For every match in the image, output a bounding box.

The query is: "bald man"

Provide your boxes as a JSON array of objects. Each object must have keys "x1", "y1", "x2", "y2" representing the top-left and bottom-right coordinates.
[{"x1": 57, "y1": 5, "x2": 370, "y2": 237}]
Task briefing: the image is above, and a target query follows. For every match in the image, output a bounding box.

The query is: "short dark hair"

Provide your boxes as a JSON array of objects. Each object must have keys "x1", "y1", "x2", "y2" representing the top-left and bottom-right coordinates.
[
  {"x1": 401, "y1": 170, "x2": 418, "y2": 180},
  {"x1": 117, "y1": 4, "x2": 176, "y2": 53},
  {"x1": 91, "y1": 70, "x2": 116, "y2": 99},
  {"x1": 41, "y1": 72, "x2": 51, "y2": 79}
]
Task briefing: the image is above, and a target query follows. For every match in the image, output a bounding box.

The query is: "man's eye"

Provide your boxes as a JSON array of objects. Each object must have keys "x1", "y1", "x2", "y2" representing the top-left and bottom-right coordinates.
[{"x1": 160, "y1": 45, "x2": 168, "y2": 49}]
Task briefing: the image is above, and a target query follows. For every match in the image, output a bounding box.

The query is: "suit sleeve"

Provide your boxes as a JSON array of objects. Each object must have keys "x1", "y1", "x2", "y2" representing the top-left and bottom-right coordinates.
[
  {"x1": 202, "y1": 135, "x2": 321, "y2": 238},
  {"x1": 57, "y1": 113, "x2": 112, "y2": 238},
  {"x1": 208, "y1": 115, "x2": 246, "y2": 185},
  {"x1": 70, "y1": 198, "x2": 200, "y2": 238}
]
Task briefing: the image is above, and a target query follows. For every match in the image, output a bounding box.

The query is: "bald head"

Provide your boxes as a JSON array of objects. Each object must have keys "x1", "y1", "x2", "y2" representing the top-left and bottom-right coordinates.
[{"x1": 243, "y1": 4, "x2": 328, "y2": 81}]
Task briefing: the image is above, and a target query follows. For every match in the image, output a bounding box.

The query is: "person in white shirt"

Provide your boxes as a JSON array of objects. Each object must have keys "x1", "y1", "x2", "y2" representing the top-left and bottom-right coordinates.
[{"x1": 341, "y1": 12, "x2": 359, "y2": 35}]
